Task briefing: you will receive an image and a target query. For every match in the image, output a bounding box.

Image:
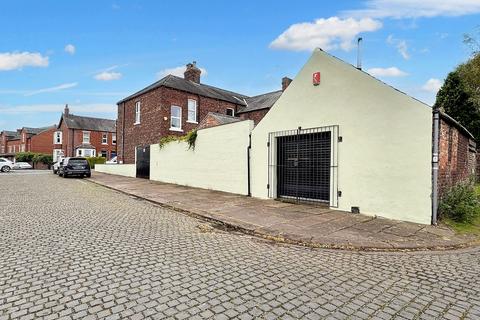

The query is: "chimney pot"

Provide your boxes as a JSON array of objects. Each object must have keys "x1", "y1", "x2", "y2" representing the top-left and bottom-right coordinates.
[
  {"x1": 184, "y1": 61, "x2": 201, "y2": 84},
  {"x1": 282, "y1": 77, "x2": 293, "y2": 91}
]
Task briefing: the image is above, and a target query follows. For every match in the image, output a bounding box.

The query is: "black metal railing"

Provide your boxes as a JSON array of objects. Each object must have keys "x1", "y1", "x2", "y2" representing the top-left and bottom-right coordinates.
[{"x1": 268, "y1": 125, "x2": 339, "y2": 207}]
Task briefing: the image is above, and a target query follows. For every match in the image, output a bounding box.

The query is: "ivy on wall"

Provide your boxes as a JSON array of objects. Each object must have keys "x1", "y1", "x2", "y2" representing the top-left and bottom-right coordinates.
[{"x1": 158, "y1": 130, "x2": 197, "y2": 150}]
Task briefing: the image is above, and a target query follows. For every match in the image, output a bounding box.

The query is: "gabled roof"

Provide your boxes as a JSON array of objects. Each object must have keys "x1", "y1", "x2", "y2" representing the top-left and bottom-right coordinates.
[
  {"x1": 237, "y1": 90, "x2": 283, "y2": 114},
  {"x1": 1, "y1": 130, "x2": 19, "y2": 139},
  {"x1": 59, "y1": 114, "x2": 116, "y2": 132},
  {"x1": 117, "y1": 74, "x2": 249, "y2": 105}
]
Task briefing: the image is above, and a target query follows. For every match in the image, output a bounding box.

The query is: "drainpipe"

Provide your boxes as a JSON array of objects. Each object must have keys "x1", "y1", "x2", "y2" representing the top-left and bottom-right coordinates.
[
  {"x1": 247, "y1": 133, "x2": 252, "y2": 196},
  {"x1": 71, "y1": 128, "x2": 75, "y2": 157},
  {"x1": 122, "y1": 102, "x2": 126, "y2": 164},
  {"x1": 432, "y1": 107, "x2": 440, "y2": 225}
]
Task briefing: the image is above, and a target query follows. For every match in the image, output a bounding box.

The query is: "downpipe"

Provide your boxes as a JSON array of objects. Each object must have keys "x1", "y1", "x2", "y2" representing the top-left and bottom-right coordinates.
[
  {"x1": 432, "y1": 108, "x2": 440, "y2": 225},
  {"x1": 247, "y1": 133, "x2": 252, "y2": 197}
]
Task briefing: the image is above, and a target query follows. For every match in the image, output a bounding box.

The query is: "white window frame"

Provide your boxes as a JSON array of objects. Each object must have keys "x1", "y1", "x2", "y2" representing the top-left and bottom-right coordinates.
[
  {"x1": 53, "y1": 149, "x2": 63, "y2": 162},
  {"x1": 54, "y1": 131, "x2": 62, "y2": 144},
  {"x1": 226, "y1": 108, "x2": 235, "y2": 116},
  {"x1": 134, "y1": 101, "x2": 141, "y2": 124},
  {"x1": 187, "y1": 99, "x2": 198, "y2": 123},
  {"x1": 76, "y1": 148, "x2": 95, "y2": 157},
  {"x1": 82, "y1": 131, "x2": 90, "y2": 144},
  {"x1": 102, "y1": 133, "x2": 108, "y2": 145},
  {"x1": 22, "y1": 133, "x2": 25, "y2": 143},
  {"x1": 112, "y1": 133, "x2": 117, "y2": 145},
  {"x1": 170, "y1": 105, "x2": 183, "y2": 132}
]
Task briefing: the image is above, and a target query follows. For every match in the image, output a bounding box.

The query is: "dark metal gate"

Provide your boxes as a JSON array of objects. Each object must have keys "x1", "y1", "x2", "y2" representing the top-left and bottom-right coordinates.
[
  {"x1": 268, "y1": 126, "x2": 339, "y2": 207},
  {"x1": 136, "y1": 145, "x2": 150, "y2": 179}
]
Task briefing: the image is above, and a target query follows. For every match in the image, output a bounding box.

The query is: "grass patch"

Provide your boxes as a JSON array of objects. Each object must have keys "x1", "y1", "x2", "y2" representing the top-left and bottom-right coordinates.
[{"x1": 443, "y1": 183, "x2": 480, "y2": 237}]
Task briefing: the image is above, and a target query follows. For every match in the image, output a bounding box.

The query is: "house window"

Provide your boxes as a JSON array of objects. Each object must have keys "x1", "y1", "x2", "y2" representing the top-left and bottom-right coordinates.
[
  {"x1": 187, "y1": 99, "x2": 197, "y2": 123},
  {"x1": 102, "y1": 133, "x2": 108, "y2": 144},
  {"x1": 22, "y1": 134, "x2": 25, "y2": 143},
  {"x1": 170, "y1": 105, "x2": 182, "y2": 131},
  {"x1": 83, "y1": 131, "x2": 90, "y2": 144},
  {"x1": 76, "y1": 148, "x2": 95, "y2": 157},
  {"x1": 112, "y1": 134, "x2": 117, "y2": 145},
  {"x1": 21, "y1": 145, "x2": 25, "y2": 152},
  {"x1": 53, "y1": 149, "x2": 63, "y2": 162},
  {"x1": 135, "y1": 101, "x2": 141, "y2": 124},
  {"x1": 54, "y1": 131, "x2": 62, "y2": 144},
  {"x1": 226, "y1": 108, "x2": 235, "y2": 116},
  {"x1": 101, "y1": 150, "x2": 108, "y2": 158}
]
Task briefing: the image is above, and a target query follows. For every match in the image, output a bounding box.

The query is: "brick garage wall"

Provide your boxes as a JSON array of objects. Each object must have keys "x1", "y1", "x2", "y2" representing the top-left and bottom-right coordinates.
[
  {"x1": 438, "y1": 118, "x2": 476, "y2": 196},
  {"x1": 239, "y1": 109, "x2": 270, "y2": 125},
  {"x1": 118, "y1": 86, "x2": 243, "y2": 164}
]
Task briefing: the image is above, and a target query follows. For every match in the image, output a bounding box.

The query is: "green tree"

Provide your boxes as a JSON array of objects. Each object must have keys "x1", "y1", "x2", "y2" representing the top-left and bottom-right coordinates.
[{"x1": 434, "y1": 62, "x2": 480, "y2": 141}]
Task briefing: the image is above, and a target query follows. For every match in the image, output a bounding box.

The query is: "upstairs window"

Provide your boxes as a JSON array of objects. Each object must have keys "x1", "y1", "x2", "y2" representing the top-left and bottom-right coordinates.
[
  {"x1": 187, "y1": 99, "x2": 197, "y2": 123},
  {"x1": 226, "y1": 108, "x2": 235, "y2": 117},
  {"x1": 135, "y1": 101, "x2": 141, "y2": 124},
  {"x1": 102, "y1": 133, "x2": 108, "y2": 144},
  {"x1": 112, "y1": 134, "x2": 117, "y2": 145},
  {"x1": 83, "y1": 131, "x2": 90, "y2": 144},
  {"x1": 54, "y1": 131, "x2": 62, "y2": 144},
  {"x1": 170, "y1": 106, "x2": 182, "y2": 131}
]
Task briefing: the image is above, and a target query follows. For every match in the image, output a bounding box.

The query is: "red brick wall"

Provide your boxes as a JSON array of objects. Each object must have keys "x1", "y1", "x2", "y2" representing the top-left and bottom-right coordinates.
[
  {"x1": 239, "y1": 109, "x2": 270, "y2": 125},
  {"x1": 118, "y1": 86, "x2": 243, "y2": 164},
  {"x1": 438, "y1": 118, "x2": 476, "y2": 196},
  {"x1": 30, "y1": 128, "x2": 56, "y2": 154}
]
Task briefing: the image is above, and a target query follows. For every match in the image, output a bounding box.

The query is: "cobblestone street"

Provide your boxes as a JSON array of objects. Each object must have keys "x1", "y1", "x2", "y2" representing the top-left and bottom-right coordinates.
[{"x1": 1, "y1": 172, "x2": 479, "y2": 319}]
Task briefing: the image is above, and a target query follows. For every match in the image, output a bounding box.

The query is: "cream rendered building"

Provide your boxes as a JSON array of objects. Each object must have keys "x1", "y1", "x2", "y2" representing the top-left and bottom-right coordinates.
[{"x1": 250, "y1": 49, "x2": 433, "y2": 224}]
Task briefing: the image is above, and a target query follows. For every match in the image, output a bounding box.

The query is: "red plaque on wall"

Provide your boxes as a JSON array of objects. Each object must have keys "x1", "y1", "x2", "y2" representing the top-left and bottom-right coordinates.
[{"x1": 313, "y1": 72, "x2": 321, "y2": 85}]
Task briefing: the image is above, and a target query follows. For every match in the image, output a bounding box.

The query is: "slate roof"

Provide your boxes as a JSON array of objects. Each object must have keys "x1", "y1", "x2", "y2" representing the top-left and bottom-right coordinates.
[
  {"x1": 61, "y1": 114, "x2": 116, "y2": 132},
  {"x1": 237, "y1": 90, "x2": 283, "y2": 114},
  {"x1": 208, "y1": 112, "x2": 242, "y2": 125},
  {"x1": 22, "y1": 126, "x2": 56, "y2": 134},
  {"x1": 118, "y1": 75, "x2": 249, "y2": 105},
  {"x1": 1, "y1": 130, "x2": 19, "y2": 139}
]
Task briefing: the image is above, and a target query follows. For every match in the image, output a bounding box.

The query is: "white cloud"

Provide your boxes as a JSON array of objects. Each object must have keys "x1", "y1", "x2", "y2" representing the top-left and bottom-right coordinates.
[
  {"x1": 343, "y1": 0, "x2": 480, "y2": 19},
  {"x1": 24, "y1": 83, "x2": 78, "y2": 96},
  {"x1": 269, "y1": 17, "x2": 382, "y2": 51},
  {"x1": 0, "y1": 52, "x2": 49, "y2": 71},
  {"x1": 94, "y1": 71, "x2": 122, "y2": 81},
  {"x1": 64, "y1": 44, "x2": 76, "y2": 55},
  {"x1": 0, "y1": 103, "x2": 116, "y2": 115},
  {"x1": 157, "y1": 65, "x2": 208, "y2": 79},
  {"x1": 387, "y1": 35, "x2": 410, "y2": 60},
  {"x1": 367, "y1": 67, "x2": 408, "y2": 77},
  {"x1": 422, "y1": 78, "x2": 443, "y2": 93}
]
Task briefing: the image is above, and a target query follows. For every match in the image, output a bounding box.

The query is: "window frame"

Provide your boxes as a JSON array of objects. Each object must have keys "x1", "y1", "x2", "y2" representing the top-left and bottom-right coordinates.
[
  {"x1": 134, "y1": 101, "x2": 141, "y2": 124},
  {"x1": 102, "y1": 133, "x2": 108, "y2": 145},
  {"x1": 82, "y1": 131, "x2": 90, "y2": 144},
  {"x1": 170, "y1": 105, "x2": 183, "y2": 132},
  {"x1": 226, "y1": 108, "x2": 235, "y2": 117},
  {"x1": 112, "y1": 133, "x2": 117, "y2": 145},
  {"x1": 187, "y1": 99, "x2": 198, "y2": 124},
  {"x1": 54, "y1": 131, "x2": 62, "y2": 144}
]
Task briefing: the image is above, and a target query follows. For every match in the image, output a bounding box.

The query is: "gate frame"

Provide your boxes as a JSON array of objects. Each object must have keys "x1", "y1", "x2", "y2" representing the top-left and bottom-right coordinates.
[{"x1": 267, "y1": 125, "x2": 339, "y2": 208}]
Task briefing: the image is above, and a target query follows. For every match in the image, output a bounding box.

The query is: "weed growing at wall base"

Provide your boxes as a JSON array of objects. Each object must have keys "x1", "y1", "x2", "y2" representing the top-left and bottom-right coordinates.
[{"x1": 440, "y1": 178, "x2": 480, "y2": 224}]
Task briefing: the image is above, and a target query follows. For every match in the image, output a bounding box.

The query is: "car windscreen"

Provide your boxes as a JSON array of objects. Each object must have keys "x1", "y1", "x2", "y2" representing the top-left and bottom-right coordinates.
[{"x1": 68, "y1": 159, "x2": 88, "y2": 165}]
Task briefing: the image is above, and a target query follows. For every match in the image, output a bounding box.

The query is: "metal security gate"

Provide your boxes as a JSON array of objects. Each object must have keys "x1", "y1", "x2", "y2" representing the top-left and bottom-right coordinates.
[
  {"x1": 136, "y1": 145, "x2": 150, "y2": 179},
  {"x1": 268, "y1": 126, "x2": 339, "y2": 207}
]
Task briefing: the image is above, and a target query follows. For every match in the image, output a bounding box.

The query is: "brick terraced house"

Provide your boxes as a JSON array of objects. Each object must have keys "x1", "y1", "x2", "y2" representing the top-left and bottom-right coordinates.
[
  {"x1": 0, "y1": 126, "x2": 56, "y2": 161},
  {"x1": 117, "y1": 61, "x2": 289, "y2": 164},
  {"x1": 54, "y1": 105, "x2": 117, "y2": 162}
]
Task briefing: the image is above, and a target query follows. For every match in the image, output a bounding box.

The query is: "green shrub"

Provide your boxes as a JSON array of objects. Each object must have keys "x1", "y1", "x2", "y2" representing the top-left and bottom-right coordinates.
[
  {"x1": 439, "y1": 179, "x2": 480, "y2": 223},
  {"x1": 158, "y1": 130, "x2": 197, "y2": 150},
  {"x1": 15, "y1": 152, "x2": 35, "y2": 162},
  {"x1": 86, "y1": 156, "x2": 106, "y2": 169}
]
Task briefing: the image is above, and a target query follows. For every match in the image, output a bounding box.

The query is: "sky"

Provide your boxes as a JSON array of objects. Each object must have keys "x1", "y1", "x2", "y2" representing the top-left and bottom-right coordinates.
[{"x1": 1, "y1": 0, "x2": 479, "y2": 131}]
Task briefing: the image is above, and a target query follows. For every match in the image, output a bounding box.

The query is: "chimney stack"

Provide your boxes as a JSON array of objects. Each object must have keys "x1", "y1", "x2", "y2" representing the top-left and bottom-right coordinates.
[
  {"x1": 184, "y1": 61, "x2": 201, "y2": 84},
  {"x1": 64, "y1": 104, "x2": 70, "y2": 116},
  {"x1": 282, "y1": 77, "x2": 293, "y2": 91}
]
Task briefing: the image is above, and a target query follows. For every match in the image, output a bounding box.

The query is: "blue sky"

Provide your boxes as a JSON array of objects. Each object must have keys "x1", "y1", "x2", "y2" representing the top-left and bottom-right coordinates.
[{"x1": 1, "y1": 0, "x2": 479, "y2": 131}]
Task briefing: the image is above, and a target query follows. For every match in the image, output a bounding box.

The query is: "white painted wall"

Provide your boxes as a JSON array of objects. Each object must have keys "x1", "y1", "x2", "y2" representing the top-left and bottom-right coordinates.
[
  {"x1": 250, "y1": 49, "x2": 433, "y2": 224},
  {"x1": 95, "y1": 164, "x2": 136, "y2": 177},
  {"x1": 150, "y1": 120, "x2": 254, "y2": 195}
]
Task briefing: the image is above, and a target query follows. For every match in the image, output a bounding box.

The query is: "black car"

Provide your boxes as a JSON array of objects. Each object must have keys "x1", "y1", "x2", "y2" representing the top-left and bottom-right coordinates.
[{"x1": 58, "y1": 157, "x2": 91, "y2": 178}]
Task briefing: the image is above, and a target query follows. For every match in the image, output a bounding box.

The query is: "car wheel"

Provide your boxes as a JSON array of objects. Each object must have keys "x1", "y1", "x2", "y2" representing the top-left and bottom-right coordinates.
[
  {"x1": 1, "y1": 166, "x2": 11, "y2": 173},
  {"x1": 86, "y1": 173, "x2": 91, "y2": 178},
  {"x1": 53, "y1": 169, "x2": 57, "y2": 174},
  {"x1": 63, "y1": 173, "x2": 68, "y2": 178}
]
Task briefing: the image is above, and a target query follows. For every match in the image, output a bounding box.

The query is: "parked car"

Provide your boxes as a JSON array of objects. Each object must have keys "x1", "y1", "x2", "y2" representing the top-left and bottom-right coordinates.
[
  {"x1": 106, "y1": 156, "x2": 117, "y2": 164},
  {"x1": 13, "y1": 162, "x2": 32, "y2": 170},
  {"x1": 52, "y1": 159, "x2": 64, "y2": 174},
  {"x1": 58, "y1": 157, "x2": 91, "y2": 178},
  {"x1": 0, "y1": 158, "x2": 13, "y2": 173}
]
